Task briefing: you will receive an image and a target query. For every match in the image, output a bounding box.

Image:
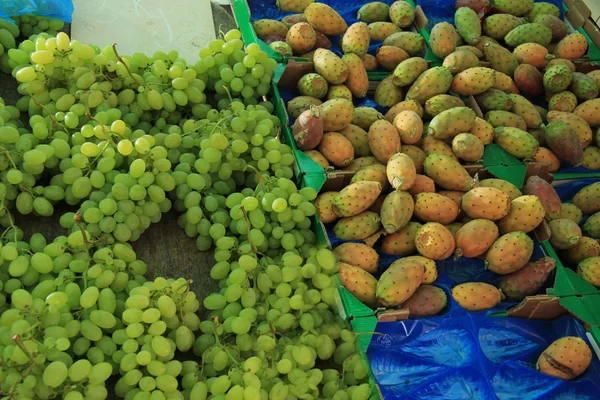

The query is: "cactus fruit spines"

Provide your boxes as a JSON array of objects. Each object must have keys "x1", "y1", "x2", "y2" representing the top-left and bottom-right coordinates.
[
  {"x1": 341, "y1": 22, "x2": 370, "y2": 57},
  {"x1": 297, "y1": 73, "x2": 328, "y2": 99},
  {"x1": 430, "y1": 22, "x2": 458, "y2": 59},
  {"x1": 454, "y1": 219, "x2": 499, "y2": 258},
  {"x1": 484, "y1": 42, "x2": 518, "y2": 77},
  {"x1": 333, "y1": 181, "x2": 383, "y2": 217},
  {"x1": 583, "y1": 213, "x2": 600, "y2": 240},
  {"x1": 523, "y1": 176, "x2": 561, "y2": 220},
  {"x1": 392, "y1": 57, "x2": 428, "y2": 88},
  {"x1": 304, "y1": 3, "x2": 347, "y2": 36},
  {"x1": 548, "y1": 219, "x2": 582, "y2": 250},
  {"x1": 499, "y1": 257, "x2": 557, "y2": 301},
  {"x1": 415, "y1": 222, "x2": 456, "y2": 260},
  {"x1": 333, "y1": 211, "x2": 381, "y2": 240},
  {"x1": 381, "y1": 222, "x2": 422, "y2": 256},
  {"x1": 513, "y1": 64, "x2": 544, "y2": 97},
  {"x1": 383, "y1": 32, "x2": 425, "y2": 56},
  {"x1": 381, "y1": 190, "x2": 414, "y2": 234},
  {"x1": 572, "y1": 182, "x2": 600, "y2": 215},
  {"x1": 315, "y1": 191, "x2": 340, "y2": 224},
  {"x1": 386, "y1": 153, "x2": 417, "y2": 191},
  {"x1": 376, "y1": 259, "x2": 425, "y2": 307},
  {"x1": 494, "y1": 126, "x2": 539, "y2": 159},
  {"x1": 452, "y1": 282, "x2": 503, "y2": 311},
  {"x1": 401, "y1": 285, "x2": 447, "y2": 317},
  {"x1": 546, "y1": 111, "x2": 593, "y2": 149},
  {"x1": 405, "y1": 66, "x2": 454, "y2": 104},
  {"x1": 537, "y1": 337, "x2": 593, "y2": 380},
  {"x1": 561, "y1": 237, "x2": 600, "y2": 266},
  {"x1": 414, "y1": 192, "x2": 460, "y2": 225},
  {"x1": 427, "y1": 107, "x2": 477, "y2": 140},
  {"x1": 334, "y1": 243, "x2": 379, "y2": 274},
  {"x1": 553, "y1": 33, "x2": 588, "y2": 60},
  {"x1": 357, "y1": 2, "x2": 391, "y2": 23},
  {"x1": 461, "y1": 187, "x2": 512, "y2": 221},
  {"x1": 483, "y1": 14, "x2": 526, "y2": 40},
  {"x1": 504, "y1": 23, "x2": 552, "y2": 47},
  {"x1": 450, "y1": 67, "x2": 496, "y2": 96},
  {"x1": 394, "y1": 110, "x2": 423, "y2": 145},
  {"x1": 545, "y1": 120, "x2": 584, "y2": 166},
  {"x1": 314, "y1": 49, "x2": 349, "y2": 85},
  {"x1": 574, "y1": 99, "x2": 600, "y2": 128},
  {"x1": 486, "y1": 231, "x2": 534, "y2": 274},
  {"x1": 583, "y1": 146, "x2": 600, "y2": 170},
  {"x1": 455, "y1": 7, "x2": 482, "y2": 44},
  {"x1": 318, "y1": 132, "x2": 355, "y2": 167},
  {"x1": 424, "y1": 154, "x2": 475, "y2": 192},
  {"x1": 452, "y1": 133, "x2": 484, "y2": 162},
  {"x1": 497, "y1": 195, "x2": 546, "y2": 234},
  {"x1": 476, "y1": 89, "x2": 513, "y2": 112},
  {"x1": 338, "y1": 263, "x2": 378, "y2": 307},
  {"x1": 479, "y1": 178, "x2": 522, "y2": 200},
  {"x1": 342, "y1": 53, "x2": 369, "y2": 98},
  {"x1": 443, "y1": 49, "x2": 480, "y2": 74},
  {"x1": 544, "y1": 64, "x2": 573, "y2": 93}
]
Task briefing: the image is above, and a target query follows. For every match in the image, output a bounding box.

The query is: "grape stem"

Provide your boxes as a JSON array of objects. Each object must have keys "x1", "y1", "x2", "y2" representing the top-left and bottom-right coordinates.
[
  {"x1": 210, "y1": 317, "x2": 246, "y2": 372},
  {"x1": 111, "y1": 43, "x2": 139, "y2": 86},
  {"x1": 0, "y1": 146, "x2": 19, "y2": 170},
  {"x1": 239, "y1": 205, "x2": 266, "y2": 258},
  {"x1": 28, "y1": 94, "x2": 64, "y2": 129},
  {"x1": 73, "y1": 212, "x2": 92, "y2": 289}
]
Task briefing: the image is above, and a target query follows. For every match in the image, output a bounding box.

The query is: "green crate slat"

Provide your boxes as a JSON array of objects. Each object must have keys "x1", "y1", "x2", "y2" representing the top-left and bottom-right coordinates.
[
  {"x1": 349, "y1": 316, "x2": 381, "y2": 400},
  {"x1": 335, "y1": 276, "x2": 375, "y2": 321},
  {"x1": 231, "y1": 0, "x2": 282, "y2": 62}
]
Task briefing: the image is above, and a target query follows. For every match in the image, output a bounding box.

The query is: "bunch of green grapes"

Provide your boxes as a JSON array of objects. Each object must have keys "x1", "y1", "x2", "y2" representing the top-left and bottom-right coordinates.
[
  {"x1": 0, "y1": 19, "x2": 19, "y2": 74},
  {"x1": 12, "y1": 14, "x2": 65, "y2": 37}
]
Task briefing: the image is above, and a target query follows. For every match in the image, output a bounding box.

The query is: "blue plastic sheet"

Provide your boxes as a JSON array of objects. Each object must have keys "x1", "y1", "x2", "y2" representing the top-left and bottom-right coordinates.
[
  {"x1": 0, "y1": 0, "x2": 73, "y2": 23},
  {"x1": 367, "y1": 314, "x2": 600, "y2": 399}
]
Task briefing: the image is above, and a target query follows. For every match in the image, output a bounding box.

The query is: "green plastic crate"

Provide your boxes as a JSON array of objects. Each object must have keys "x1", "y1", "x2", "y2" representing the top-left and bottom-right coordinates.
[
  {"x1": 349, "y1": 315, "x2": 381, "y2": 400},
  {"x1": 231, "y1": 0, "x2": 282, "y2": 62}
]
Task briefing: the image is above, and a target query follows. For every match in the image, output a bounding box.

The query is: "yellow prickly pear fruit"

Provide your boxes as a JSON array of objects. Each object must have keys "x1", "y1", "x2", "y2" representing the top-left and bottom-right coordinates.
[
  {"x1": 497, "y1": 195, "x2": 546, "y2": 234},
  {"x1": 333, "y1": 181, "x2": 382, "y2": 217},
  {"x1": 454, "y1": 219, "x2": 499, "y2": 259},
  {"x1": 376, "y1": 259, "x2": 425, "y2": 307},
  {"x1": 452, "y1": 282, "x2": 504, "y2": 311},
  {"x1": 386, "y1": 153, "x2": 417, "y2": 191},
  {"x1": 334, "y1": 243, "x2": 379, "y2": 274},
  {"x1": 380, "y1": 191, "x2": 414, "y2": 234},
  {"x1": 415, "y1": 222, "x2": 456, "y2": 260},
  {"x1": 338, "y1": 263, "x2": 378, "y2": 307},
  {"x1": 537, "y1": 337, "x2": 592, "y2": 380},
  {"x1": 486, "y1": 232, "x2": 534, "y2": 274}
]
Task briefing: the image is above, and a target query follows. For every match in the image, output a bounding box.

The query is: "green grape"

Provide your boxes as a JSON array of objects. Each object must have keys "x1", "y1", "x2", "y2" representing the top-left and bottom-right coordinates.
[{"x1": 43, "y1": 361, "x2": 68, "y2": 388}]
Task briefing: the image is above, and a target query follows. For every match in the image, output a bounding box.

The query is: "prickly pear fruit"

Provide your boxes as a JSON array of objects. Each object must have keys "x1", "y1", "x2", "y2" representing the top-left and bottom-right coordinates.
[
  {"x1": 368, "y1": 119, "x2": 402, "y2": 164},
  {"x1": 430, "y1": 22, "x2": 458, "y2": 58},
  {"x1": 492, "y1": 71, "x2": 519, "y2": 94},
  {"x1": 492, "y1": 0, "x2": 533, "y2": 16},
  {"x1": 452, "y1": 282, "x2": 503, "y2": 311},
  {"x1": 498, "y1": 195, "x2": 546, "y2": 234},
  {"x1": 537, "y1": 337, "x2": 592, "y2": 380},
  {"x1": 368, "y1": 22, "x2": 401, "y2": 41},
  {"x1": 341, "y1": 22, "x2": 370, "y2": 57},
  {"x1": 561, "y1": 237, "x2": 600, "y2": 266},
  {"x1": 476, "y1": 89, "x2": 513, "y2": 112},
  {"x1": 352, "y1": 107, "x2": 384, "y2": 130},
  {"x1": 314, "y1": 49, "x2": 349, "y2": 85},
  {"x1": 421, "y1": 136, "x2": 458, "y2": 160},
  {"x1": 387, "y1": 153, "x2": 417, "y2": 191},
  {"x1": 427, "y1": 107, "x2": 477, "y2": 140},
  {"x1": 486, "y1": 110, "x2": 527, "y2": 130},
  {"x1": 297, "y1": 73, "x2": 328, "y2": 99},
  {"x1": 287, "y1": 96, "x2": 322, "y2": 119},
  {"x1": 334, "y1": 243, "x2": 379, "y2": 274},
  {"x1": 401, "y1": 285, "x2": 447, "y2": 316},
  {"x1": 394, "y1": 110, "x2": 423, "y2": 145},
  {"x1": 381, "y1": 191, "x2": 414, "y2": 234},
  {"x1": 570, "y1": 72, "x2": 599, "y2": 101},
  {"x1": 452, "y1": 133, "x2": 485, "y2": 162},
  {"x1": 305, "y1": 150, "x2": 329, "y2": 169},
  {"x1": 572, "y1": 182, "x2": 600, "y2": 214},
  {"x1": 451, "y1": 67, "x2": 496, "y2": 96},
  {"x1": 470, "y1": 117, "x2": 495, "y2": 145},
  {"x1": 545, "y1": 58, "x2": 576, "y2": 73},
  {"x1": 292, "y1": 107, "x2": 323, "y2": 151},
  {"x1": 533, "y1": 147, "x2": 561, "y2": 172},
  {"x1": 404, "y1": 256, "x2": 438, "y2": 284},
  {"x1": 253, "y1": 19, "x2": 289, "y2": 40},
  {"x1": 333, "y1": 181, "x2": 382, "y2": 217},
  {"x1": 527, "y1": 2, "x2": 560, "y2": 20},
  {"x1": 456, "y1": 45, "x2": 484, "y2": 58},
  {"x1": 454, "y1": 219, "x2": 499, "y2": 258},
  {"x1": 505, "y1": 23, "x2": 552, "y2": 47},
  {"x1": 314, "y1": 31, "x2": 333, "y2": 50},
  {"x1": 357, "y1": 2, "x2": 390, "y2": 23},
  {"x1": 315, "y1": 191, "x2": 339, "y2": 223},
  {"x1": 547, "y1": 111, "x2": 593, "y2": 149},
  {"x1": 443, "y1": 49, "x2": 480, "y2": 74},
  {"x1": 326, "y1": 84, "x2": 353, "y2": 101},
  {"x1": 376, "y1": 45, "x2": 409, "y2": 71},
  {"x1": 461, "y1": 187, "x2": 512, "y2": 221},
  {"x1": 545, "y1": 120, "x2": 584, "y2": 166},
  {"x1": 424, "y1": 154, "x2": 475, "y2": 192},
  {"x1": 548, "y1": 219, "x2": 582, "y2": 250},
  {"x1": 392, "y1": 57, "x2": 428, "y2": 87},
  {"x1": 340, "y1": 124, "x2": 371, "y2": 158},
  {"x1": 574, "y1": 99, "x2": 600, "y2": 128},
  {"x1": 544, "y1": 64, "x2": 573, "y2": 93},
  {"x1": 513, "y1": 64, "x2": 544, "y2": 97},
  {"x1": 513, "y1": 43, "x2": 554, "y2": 68},
  {"x1": 583, "y1": 146, "x2": 600, "y2": 169},
  {"x1": 277, "y1": 0, "x2": 314, "y2": 12},
  {"x1": 377, "y1": 259, "x2": 424, "y2": 307},
  {"x1": 334, "y1": 211, "x2": 381, "y2": 240},
  {"x1": 374, "y1": 76, "x2": 404, "y2": 108},
  {"x1": 318, "y1": 132, "x2": 355, "y2": 167},
  {"x1": 415, "y1": 222, "x2": 456, "y2": 260},
  {"x1": 389, "y1": 0, "x2": 415, "y2": 28},
  {"x1": 344, "y1": 156, "x2": 381, "y2": 172},
  {"x1": 425, "y1": 95, "x2": 466, "y2": 118},
  {"x1": 351, "y1": 164, "x2": 388, "y2": 191},
  {"x1": 585, "y1": 213, "x2": 600, "y2": 239},
  {"x1": 522, "y1": 176, "x2": 561, "y2": 219},
  {"x1": 401, "y1": 145, "x2": 427, "y2": 173},
  {"x1": 483, "y1": 14, "x2": 525, "y2": 40},
  {"x1": 405, "y1": 66, "x2": 453, "y2": 103},
  {"x1": 414, "y1": 193, "x2": 460, "y2": 225},
  {"x1": 484, "y1": 42, "x2": 518, "y2": 77},
  {"x1": 362, "y1": 54, "x2": 379, "y2": 70},
  {"x1": 509, "y1": 94, "x2": 544, "y2": 129},
  {"x1": 338, "y1": 263, "x2": 378, "y2": 307},
  {"x1": 320, "y1": 98, "x2": 354, "y2": 131},
  {"x1": 534, "y1": 14, "x2": 567, "y2": 42},
  {"x1": 554, "y1": 33, "x2": 588, "y2": 60},
  {"x1": 455, "y1": 7, "x2": 482, "y2": 44},
  {"x1": 558, "y1": 203, "x2": 583, "y2": 225},
  {"x1": 286, "y1": 22, "x2": 316, "y2": 54},
  {"x1": 587, "y1": 70, "x2": 600, "y2": 91},
  {"x1": 305, "y1": 3, "x2": 347, "y2": 36},
  {"x1": 486, "y1": 231, "x2": 534, "y2": 274},
  {"x1": 342, "y1": 53, "x2": 369, "y2": 98},
  {"x1": 282, "y1": 14, "x2": 308, "y2": 27},
  {"x1": 384, "y1": 32, "x2": 425, "y2": 56},
  {"x1": 549, "y1": 91, "x2": 578, "y2": 113},
  {"x1": 381, "y1": 222, "x2": 422, "y2": 256},
  {"x1": 409, "y1": 175, "x2": 436, "y2": 195},
  {"x1": 578, "y1": 256, "x2": 600, "y2": 286},
  {"x1": 494, "y1": 127, "x2": 539, "y2": 159},
  {"x1": 499, "y1": 257, "x2": 556, "y2": 301},
  {"x1": 480, "y1": 178, "x2": 522, "y2": 200}
]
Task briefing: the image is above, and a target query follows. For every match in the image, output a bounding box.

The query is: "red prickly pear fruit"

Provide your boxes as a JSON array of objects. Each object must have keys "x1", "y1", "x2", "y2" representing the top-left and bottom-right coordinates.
[
  {"x1": 513, "y1": 64, "x2": 544, "y2": 97},
  {"x1": 537, "y1": 337, "x2": 592, "y2": 380},
  {"x1": 499, "y1": 257, "x2": 556, "y2": 301},
  {"x1": 545, "y1": 120, "x2": 584, "y2": 166},
  {"x1": 334, "y1": 243, "x2": 379, "y2": 274},
  {"x1": 376, "y1": 259, "x2": 425, "y2": 307},
  {"x1": 452, "y1": 282, "x2": 503, "y2": 311},
  {"x1": 292, "y1": 107, "x2": 324, "y2": 151},
  {"x1": 338, "y1": 263, "x2": 378, "y2": 307},
  {"x1": 456, "y1": 0, "x2": 491, "y2": 15},
  {"x1": 523, "y1": 176, "x2": 561, "y2": 220},
  {"x1": 401, "y1": 285, "x2": 448, "y2": 317},
  {"x1": 547, "y1": 110, "x2": 593, "y2": 148}
]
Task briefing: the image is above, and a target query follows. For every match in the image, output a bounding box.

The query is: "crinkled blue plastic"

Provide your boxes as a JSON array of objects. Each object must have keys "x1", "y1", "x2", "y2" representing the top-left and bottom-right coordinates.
[
  {"x1": 416, "y1": 0, "x2": 564, "y2": 31},
  {"x1": 0, "y1": 0, "x2": 73, "y2": 23},
  {"x1": 368, "y1": 314, "x2": 600, "y2": 399},
  {"x1": 246, "y1": 0, "x2": 423, "y2": 57}
]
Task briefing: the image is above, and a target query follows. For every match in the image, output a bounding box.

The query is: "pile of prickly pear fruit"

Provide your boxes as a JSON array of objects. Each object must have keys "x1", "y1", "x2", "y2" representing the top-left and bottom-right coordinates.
[
  {"x1": 327, "y1": 172, "x2": 565, "y2": 313},
  {"x1": 550, "y1": 181, "x2": 600, "y2": 287}
]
